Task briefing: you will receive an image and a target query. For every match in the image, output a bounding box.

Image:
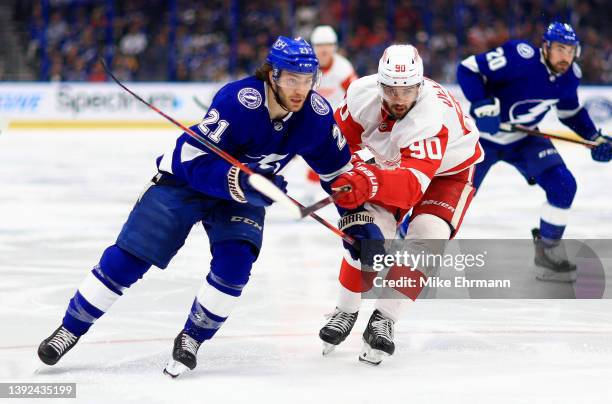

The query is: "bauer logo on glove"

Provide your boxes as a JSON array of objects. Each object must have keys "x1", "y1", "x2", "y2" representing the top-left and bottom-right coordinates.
[{"x1": 331, "y1": 163, "x2": 381, "y2": 209}]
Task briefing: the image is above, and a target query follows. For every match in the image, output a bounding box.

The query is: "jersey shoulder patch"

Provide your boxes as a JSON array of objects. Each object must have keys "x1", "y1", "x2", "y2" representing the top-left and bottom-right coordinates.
[
  {"x1": 310, "y1": 92, "x2": 331, "y2": 116},
  {"x1": 516, "y1": 42, "x2": 535, "y2": 59},
  {"x1": 237, "y1": 87, "x2": 263, "y2": 109}
]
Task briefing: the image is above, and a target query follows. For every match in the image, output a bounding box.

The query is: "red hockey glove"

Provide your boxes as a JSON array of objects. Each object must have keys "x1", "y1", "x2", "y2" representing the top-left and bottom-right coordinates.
[{"x1": 331, "y1": 163, "x2": 380, "y2": 209}]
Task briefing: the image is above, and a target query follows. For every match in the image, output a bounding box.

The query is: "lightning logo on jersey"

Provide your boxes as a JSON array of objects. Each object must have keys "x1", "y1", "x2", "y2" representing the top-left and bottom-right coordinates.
[
  {"x1": 509, "y1": 99, "x2": 559, "y2": 125},
  {"x1": 457, "y1": 40, "x2": 596, "y2": 145}
]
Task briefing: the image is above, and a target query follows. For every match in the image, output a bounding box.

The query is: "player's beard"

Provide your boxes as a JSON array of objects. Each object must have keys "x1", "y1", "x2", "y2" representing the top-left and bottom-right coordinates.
[
  {"x1": 383, "y1": 100, "x2": 414, "y2": 119},
  {"x1": 551, "y1": 60, "x2": 570, "y2": 74},
  {"x1": 277, "y1": 87, "x2": 308, "y2": 112},
  {"x1": 544, "y1": 50, "x2": 572, "y2": 74}
]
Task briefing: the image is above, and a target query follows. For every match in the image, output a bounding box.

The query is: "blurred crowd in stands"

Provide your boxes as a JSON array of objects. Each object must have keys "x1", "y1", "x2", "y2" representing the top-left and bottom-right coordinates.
[{"x1": 10, "y1": 0, "x2": 612, "y2": 84}]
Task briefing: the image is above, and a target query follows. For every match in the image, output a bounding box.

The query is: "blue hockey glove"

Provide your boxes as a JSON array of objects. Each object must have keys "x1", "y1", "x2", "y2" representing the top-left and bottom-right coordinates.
[
  {"x1": 590, "y1": 131, "x2": 612, "y2": 163},
  {"x1": 227, "y1": 164, "x2": 288, "y2": 207},
  {"x1": 338, "y1": 208, "x2": 385, "y2": 266},
  {"x1": 470, "y1": 97, "x2": 501, "y2": 135}
]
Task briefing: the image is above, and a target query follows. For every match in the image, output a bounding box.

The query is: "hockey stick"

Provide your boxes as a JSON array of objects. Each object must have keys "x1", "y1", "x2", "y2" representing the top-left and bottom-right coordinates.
[
  {"x1": 188, "y1": 80, "x2": 349, "y2": 219},
  {"x1": 299, "y1": 185, "x2": 352, "y2": 218},
  {"x1": 499, "y1": 123, "x2": 598, "y2": 149},
  {"x1": 100, "y1": 58, "x2": 355, "y2": 245},
  {"x1": 103, "y1": 57, "x2": 299, "y2": 218}
]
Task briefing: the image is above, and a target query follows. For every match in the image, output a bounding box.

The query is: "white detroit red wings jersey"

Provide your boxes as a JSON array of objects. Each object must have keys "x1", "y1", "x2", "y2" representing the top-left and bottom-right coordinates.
[
  {"x1": 334, "y1": 74, "x2": 483, "y2": 211},
  {"x1": 316, "y1": 53, "x2": 357, "y2": 108}
]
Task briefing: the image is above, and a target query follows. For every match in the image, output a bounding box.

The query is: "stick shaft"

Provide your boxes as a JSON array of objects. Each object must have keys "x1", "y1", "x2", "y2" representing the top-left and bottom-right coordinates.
[
  {"x1": 502, "y1": 123, "x2": 597, "y2": 149},
  {"x1": 100, "y1": 58, "x2": 356, "y2": 246}
]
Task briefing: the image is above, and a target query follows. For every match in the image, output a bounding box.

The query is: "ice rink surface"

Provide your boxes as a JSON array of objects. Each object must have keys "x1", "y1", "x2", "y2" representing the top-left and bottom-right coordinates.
[{"x1": 1, "y1": 129, "x2": 612, "y2": 403}]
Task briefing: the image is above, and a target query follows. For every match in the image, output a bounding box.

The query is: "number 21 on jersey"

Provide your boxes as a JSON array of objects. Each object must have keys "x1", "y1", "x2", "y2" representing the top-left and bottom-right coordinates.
[{"x1": 198, "y1": 108, "x2": 229, "y2": 143}]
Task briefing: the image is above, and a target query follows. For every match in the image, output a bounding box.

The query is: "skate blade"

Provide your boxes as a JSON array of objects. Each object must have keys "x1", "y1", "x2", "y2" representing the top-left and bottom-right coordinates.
[
  {"x1": 322, "y1": 342, "x2": 337, "y2": 356},
  {"x1": 358, "y1": 342, "x2": 388, "y2": 366},
  {"x1": 535, "y1": 268, "x2": 577, "y2": 283},
  {"x1": 163, "y1": 359, "x2": 190, "y2": 378}
]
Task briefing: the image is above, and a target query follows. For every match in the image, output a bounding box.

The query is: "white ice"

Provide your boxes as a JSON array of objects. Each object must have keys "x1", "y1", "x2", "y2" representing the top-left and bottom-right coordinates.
[{"x1": 1, "y1": 129, "x2": 612, "y2": 404}]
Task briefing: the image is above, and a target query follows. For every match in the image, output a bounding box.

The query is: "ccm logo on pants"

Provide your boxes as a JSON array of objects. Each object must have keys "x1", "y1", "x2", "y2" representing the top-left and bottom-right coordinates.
[{"x1": 231, "y1": 216, "x2": 263, "y2": 231}]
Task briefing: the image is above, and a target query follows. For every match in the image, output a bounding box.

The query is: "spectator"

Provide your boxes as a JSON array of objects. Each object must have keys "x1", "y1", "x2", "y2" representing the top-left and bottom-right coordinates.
[
  {"x1": 119, "y1": 25, "x2": 148, "y2": 56},
  {"x1": 46, "y1": 11, "x2": 67, "y2": 47},
  {"x1": 88, "y1": 61, "x2": 106, "y2": 82},
  {"x1": 11, "y1": 0, "x2": 612, "y2": 84}
]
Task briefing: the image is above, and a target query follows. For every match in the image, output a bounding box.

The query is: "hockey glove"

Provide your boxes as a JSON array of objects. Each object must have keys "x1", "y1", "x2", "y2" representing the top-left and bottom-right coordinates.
[
  {"x1": 338, "y1": 208, "x2": 385, "y2": 266},
  {"x1": 227, "y1": 163, "x2": 288, "y2": 207},
  {"x1": 470, "y1": 97, "x2": 500, "y2": 135},
  {"x1": 590, "y1": 131, "x2": 612, "y2": 162},
  {"x1": 331, "y1": 163, "x2": 380, "y2": 210}
]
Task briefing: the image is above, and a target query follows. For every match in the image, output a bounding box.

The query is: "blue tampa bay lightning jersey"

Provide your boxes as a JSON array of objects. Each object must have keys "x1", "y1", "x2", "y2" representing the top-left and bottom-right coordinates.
[
  {"x1": 457, "y1": 40, "x2": 597, "y2": 145},
  {"x1": 156, "y1": 76, "x2": 352, "y2": 200}
]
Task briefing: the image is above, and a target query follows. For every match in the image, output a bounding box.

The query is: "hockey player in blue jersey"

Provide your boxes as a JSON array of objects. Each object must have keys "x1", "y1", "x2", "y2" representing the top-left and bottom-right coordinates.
[
  {"x1": 456, "y1": 21, "x2": 612, "y2": 282},
  {"x1": 37, "y1": 36, "x2": 361, "y2": 377}
]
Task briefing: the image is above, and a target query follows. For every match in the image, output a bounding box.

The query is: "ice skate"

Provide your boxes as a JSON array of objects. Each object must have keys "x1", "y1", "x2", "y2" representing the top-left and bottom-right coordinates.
[
  {"x1": 38, "y1": 326, "x2": 80, "y2": 366},
  {"x1": 319, "y1": 308, "x2": 358, "y2": 355},
  {"x1": 163, "y1": 330, "x2": 202, "y2": 378},
  {"x1": 359, "y1": 310, "x2": 394, "y2": 366},
  {"x1": 532, "y1": 228, "x2": 577, "y2": 283}
]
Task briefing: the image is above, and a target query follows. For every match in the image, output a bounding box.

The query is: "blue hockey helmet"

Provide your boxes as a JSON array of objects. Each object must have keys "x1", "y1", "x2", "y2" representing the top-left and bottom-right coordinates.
[
  {"x1": 543, "y1": 21, "x2": 581, "y2": 57},
  {"x1": 266, "y1": 36, "x2": 320, "y2": 84}
]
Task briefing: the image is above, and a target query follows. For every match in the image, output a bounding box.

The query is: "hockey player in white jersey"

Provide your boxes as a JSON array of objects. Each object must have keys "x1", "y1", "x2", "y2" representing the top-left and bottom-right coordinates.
[
  {"x1": 310, "y1": 25, "x2": 357, "y2": 109},
  {"x1": 319, "y1": 44, "x2": 483, "y2": 364},
  {"x1": 303, "y1": 25, "x2": 359, "y2": 191}
]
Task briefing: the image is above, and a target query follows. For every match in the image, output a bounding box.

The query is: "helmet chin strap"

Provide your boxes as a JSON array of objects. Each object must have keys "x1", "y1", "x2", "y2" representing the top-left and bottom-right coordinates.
[
  {"x1": 271, "y1": 82, "x2": 290, "y2": 112},
  {"x1": 542, "y1": 43, "x2": 555, "y2": 71}
]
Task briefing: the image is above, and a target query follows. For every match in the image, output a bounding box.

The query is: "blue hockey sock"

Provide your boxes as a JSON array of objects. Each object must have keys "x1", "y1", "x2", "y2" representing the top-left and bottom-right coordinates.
[
  {"x1": 63, "y1": 290, "x2": 106, "y2": 336},
  {"x1": 536, "y1": 166, "x2": 576, "y2": 242},
  {"x1": 62, "y1": 245, "x2": 151, "y2": 336},
  {"x1": 540, "y1": 216, "x2": 566, "y2": 242},
  {"x1": 184, "y1": 299, "x2": 229, "y2": 342},
  {"x1": 183, "y1": 241, "x2": 256, "y2": 342}
]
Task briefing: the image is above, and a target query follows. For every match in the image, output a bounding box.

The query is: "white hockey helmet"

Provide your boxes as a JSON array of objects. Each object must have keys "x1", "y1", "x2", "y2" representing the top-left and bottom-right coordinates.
[
  {"x1": 377, "y1": 44, "x2": 423, "y2": 87},
  {"x1": 310, "y1": 25, "x2": 338, "y2": 45}
]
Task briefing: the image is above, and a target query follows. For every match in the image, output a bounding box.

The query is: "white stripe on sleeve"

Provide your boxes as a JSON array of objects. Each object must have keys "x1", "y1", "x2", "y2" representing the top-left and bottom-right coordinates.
[
  {"x1": 460, "y1": 55, "x2": 480, "y2": 73},
  {"x1": 557, "y1": 105, "x2": 582, "y2": 119},
  {"x1": 181, "y1": 142, "x2": 208, "y2": 162},
  {"x1": 318, "y1": 161, "x2": 353, "y2": 182}
]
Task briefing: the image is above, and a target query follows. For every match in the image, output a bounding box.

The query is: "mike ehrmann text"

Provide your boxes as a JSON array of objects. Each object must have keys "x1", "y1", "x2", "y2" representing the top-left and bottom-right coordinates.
[{"x1": 373, "y1": 276, "x2": 511, "y2": 288}]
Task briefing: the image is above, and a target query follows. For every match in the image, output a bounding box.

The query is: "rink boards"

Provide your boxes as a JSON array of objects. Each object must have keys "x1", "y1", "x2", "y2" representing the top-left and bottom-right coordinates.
[{"x1": 0, "y1": 82, "x2": 611, "y2": 138}]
